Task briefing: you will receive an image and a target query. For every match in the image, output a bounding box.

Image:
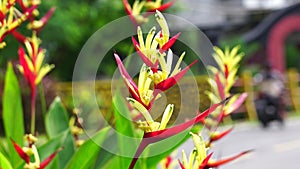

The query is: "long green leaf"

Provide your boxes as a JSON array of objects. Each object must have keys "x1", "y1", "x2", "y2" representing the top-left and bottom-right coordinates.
[
  {"x1": 45, "y1": 97, "x2": 69, "y2": 138},
  {"x1": 65, "y1": 127, "x2": 110, "y2": 169},
  {"x1": 2, "y1": 62, "x2": 24, "y2": 167},
  {"x1": 112, "y1": 92, "x2": 142, "y2": 168},
  {"x1": 38, "y1": 130, "x2": 69, "y2": 169},
  {"x1": 0, "y1": 151, "x2": 13, "y2": 169},
  {"x1": 45, "y1": 97, "x2": 75, "y2": 168}
]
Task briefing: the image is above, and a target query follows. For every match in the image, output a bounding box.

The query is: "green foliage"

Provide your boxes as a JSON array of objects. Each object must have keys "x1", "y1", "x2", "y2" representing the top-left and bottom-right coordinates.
[
  {"x1": 65, "y1": 127, "x2": 110, "y2": 169},
  {"x1": 45, "y1": 97, "x2": 75, "y2": 169},
  {"x1": 37, "y1": 0, "x2": 126, "y2": 80},
  {"x1": 38, "y1": 130, "x2": 71, "y2": 169},
  {"x1": 45, "y1": 97, "x2": 70, "y2": 138},
  {"x1": 2, "y1": 62, "x2": 24, "y2": 168},
  {"x1": 0, "y1": 151, "x2": 12, "y2": 169},
  {"x1": 112, "y1": 92, "x2": 142, "y2": 168}
]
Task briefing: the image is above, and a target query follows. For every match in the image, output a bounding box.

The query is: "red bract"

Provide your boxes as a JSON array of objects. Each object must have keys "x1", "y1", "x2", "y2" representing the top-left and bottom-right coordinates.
[
  {"x1": 131, "y1": 36, "x2": 159, "y2": 69},
  {"x1": 206, "y1": 150, "x2": 253, "y2": 168},
  {"x1": 198, "y1": 153, "x2": 213, "y2": 169},
  {"x1": 128, "y1": 100, "x2": 226, "y2": 169},
  {"x1": 11, "y1": 30, "x2": 27, "y2": 44},
  {"x1": 39, "y1": 148, "x2": 63, "y2": 169},
  {"x1": 29, "y1": 7, "x2": 56, "y2": 33},
  {"x1": 215, "y1": 72, "x2": 225, "y2": 100},
  {"x1": 178, "y1": 153, "x2": 213, "y2": 169},
  {"x1": 11, "y1": 139, "x2": 62, "y2": 169},
  {"x1": 114, "y1": 53, "x2": 152, "y2": 109},
  {"x1": 155, "y1": 60, "x2": 198, "y2": 91},
  {"x1": 18, "y1": 47, "x2": 37, "y2": 102},
  {"x1": 226, "y1": 93, "x2": 248, "y2": 115},
  {"x1": 145, "y1": 0, "x2": 176, "y2": 12},
  {"x1": 159, "y1": 32, "x2": 181, "y2": 53},
  {"x1": 11, "y1": 139, "x2": 30, "y2": 163},
  {"x1": 208, "y1": 127, "x2": 234, "y2": 146},
  {"x1": 0, "y1": 5, "x2": 37, "y2": 44}
]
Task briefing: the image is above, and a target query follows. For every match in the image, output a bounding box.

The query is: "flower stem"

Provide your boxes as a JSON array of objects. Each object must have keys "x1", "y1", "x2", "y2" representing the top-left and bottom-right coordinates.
[
  {"x1": 30, "y1": 90, "x2": 36, "y2": 134},
  {"x1": 39, "y1": 83, "x2": 47, "y2": 118}
]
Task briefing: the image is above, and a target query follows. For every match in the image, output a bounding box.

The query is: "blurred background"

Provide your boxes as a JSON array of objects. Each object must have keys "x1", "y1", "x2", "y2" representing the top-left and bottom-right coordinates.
[{"x1": 0, "y1": 1, "x2": 300, "y2": 168}]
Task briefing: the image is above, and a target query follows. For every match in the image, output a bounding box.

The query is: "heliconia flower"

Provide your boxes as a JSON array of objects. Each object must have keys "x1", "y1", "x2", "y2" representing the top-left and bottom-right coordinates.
[
  {"x1": 204, "y1": 46, "x2": 246, "y2": 131},
  {"x1": 114, "y1": 53, "x2": 156, "y2": 109},
  {"x1": 205, "y1": 150, "x2": 253, "y2": 168},
  {"x1": 11, "y1": 139, "x2": 30, "y2": 163},
  {"x1": 178, "y1": 132, "x2": 212, "y2": 169},
  {"x1": 224, "y1": 92, "x2": 248, "y2": 116},
  {"x1": 18, "y1": 0, "x2": 41, "y2": 10},
  {"x1": 131, "y1": 102, "x2": 174, "y2": 132},
  {"x1": 17, "y1": 33, "x2": 54, "y2": 102},
  {"x1": 206, "y1": 127, "x2": 233, "y2": 147},
  {"x1": 160, "y1": 153, "x2": 178, "y2": 169},
  {"x1": 154, "y1": 50, "x2": 198, "y2": 91},
  {"x1": 27, "y1": 7, "x2": 56, "y2": 32},
  {"x1": 132, "y1": 11, "x2": 181, "y2": 69},
  {"x1": 11, "y1": 139, "x2": 62, "y2": 169},
  {"x1": 123, "y1": 0, "x2": 175, "y2": 26},
  {"x1": 178, "y1": 133, "x2": 252, "y2": 169},
  {"x1": 123, "y1": 0, "x2": 148, "y2": 26},
  {"x1": 212, "y1": 46, "x2": 244, "y2": 92},
  {"x1": 0, "y1": 5, "x2": 37, "y2": 48},
  {"x1": 128, "y1": 99, "x2": 226, "y2": 169},
  {"x1": 144, "y1": 0, "x2": 175, "y2": 12}
]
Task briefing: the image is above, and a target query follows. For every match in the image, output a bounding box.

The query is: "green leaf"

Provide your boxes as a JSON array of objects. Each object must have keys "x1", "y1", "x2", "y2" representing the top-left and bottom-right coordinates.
[
  {"x1": 112, "y1": 92, "x2": 142, "y2": 168},
  {"x1": 38, "y1": 130, "x2": 69, "y2": 169},
  {"x1": 65, "y1": 127, "x2": 110, "y2": 169},
  {"x1": 0, "y1": 151, "x2": 13, "y2": 169},
  {"x1": 45, "y1": 97, "x2": 69, "y2": 138},
  {"x1": 2, "y1": 62, "x2": 24, "y2": 167},
  {"x1": 38, "y1": 130, "x2": 74, "y2": 169},
  {"x1": 44, "y1": 97, "x2": 75, "y2": 168}
]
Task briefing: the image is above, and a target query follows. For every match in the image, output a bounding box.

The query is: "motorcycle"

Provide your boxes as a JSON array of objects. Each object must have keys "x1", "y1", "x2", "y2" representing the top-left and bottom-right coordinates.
[{"x1": 255, "y1": 93, "x2": 284, "y2": 128}]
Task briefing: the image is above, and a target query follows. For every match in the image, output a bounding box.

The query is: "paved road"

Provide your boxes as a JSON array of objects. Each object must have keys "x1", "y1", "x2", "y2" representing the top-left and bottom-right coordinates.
[{"x1": 179, "y1": 117, "x2": 300, "y2": 169}]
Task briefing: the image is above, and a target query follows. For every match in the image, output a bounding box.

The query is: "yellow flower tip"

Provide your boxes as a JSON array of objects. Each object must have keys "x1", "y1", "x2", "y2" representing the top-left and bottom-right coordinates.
[
  {"x1": 24, "y1": 162, "x2": 40, "y2": 169},
  {"x1": 153, "y1": 71, "x2": 163, "y2": 84},
  {"x1": 27, "y1": 20, "x2": 43, "y2": 30},
  {"x1": 190, "y1": 132, "x2": 207, "y2": 163},
  {"x1": 137, "y1": 120, "x2": 160, "y2": 132},
  {"x1": 159, "y1": 104, "x2": 174, "y2": 130},
  {"x1": 209, "y1": 131, "x2": 220, "y2": 138},
  {"x1": 127, "y1": 97, "x2": 153, "y2": 122},
  {"x1": 71, "y1": 126, "x2": 84, "y2": 136},
  {"x1": 28, "y1": 0, "x2": 41, "y2": 6},
  {"x1": 24, "y1": 133, "x2": 38, "y2": 144},
  {"x1": 0, "y1": 42, "x2": 6, "y2": 48},
  {"x1": 75, "y1": 140, "x2": 85, "y2": 147},
  {"x1": 134, "y1": 14, "x2": 149, "y2": 25},
  {"x1": 73, "y1": 107, "x2": 82, "y2": 115},
  {"x1": 144, "y1": 1, "x2": 160, "y2": 10},
  {"x1": 17, "y1": 65, "x2": 24, "y2": 74},
  {"x1": 22, "y1": 147, "x2": 34, "y2": 156},
  {"x1": 32, "y1": 9, "x2": 40, "y2": 17}
]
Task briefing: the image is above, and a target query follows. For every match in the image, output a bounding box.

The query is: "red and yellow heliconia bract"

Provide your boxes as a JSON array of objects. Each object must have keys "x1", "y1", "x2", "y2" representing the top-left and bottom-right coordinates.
[
  {"x1": 0, "y1": 0, "x2": 55, "y2": 48},
  {"x1": 17, "y1": 33, "x2": 54, "y2": 102},
  {"x1": 178, "y1": 132, "x2": 252, "y2": 169},
  {"x1": 123, "y1": 0, "x2": 175, "y2": 26},
  {"x1": 11, "y1": 134, "x2": 62, "y2": 169}
]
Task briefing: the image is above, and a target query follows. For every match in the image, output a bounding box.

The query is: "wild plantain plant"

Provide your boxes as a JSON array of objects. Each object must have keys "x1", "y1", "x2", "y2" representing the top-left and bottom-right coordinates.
[{"x1": 0, "y1": 0, "x2": 251, "y2": 169}]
